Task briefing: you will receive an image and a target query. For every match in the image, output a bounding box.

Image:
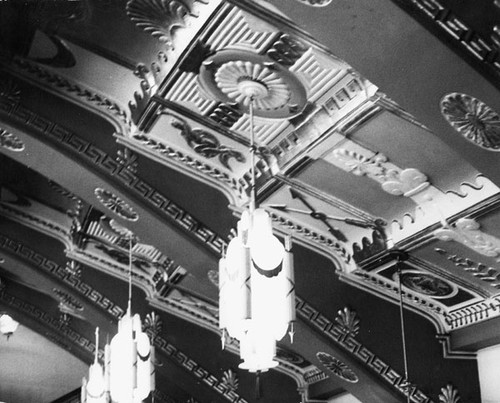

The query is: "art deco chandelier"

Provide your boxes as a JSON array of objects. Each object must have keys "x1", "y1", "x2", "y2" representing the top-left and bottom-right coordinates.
[{"x1": 218, "y1": 77, "x2": 296, "y2": 373}]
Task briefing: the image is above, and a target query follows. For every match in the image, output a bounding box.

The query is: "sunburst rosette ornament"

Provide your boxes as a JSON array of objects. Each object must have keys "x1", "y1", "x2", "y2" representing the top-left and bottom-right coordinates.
[
  {"x1": 441, "y1": 93, "x2": 500, "y2": 151},
  {"x1": 198, "y1": 49, "x2": 307, "y2": 119},
  {"x1": 214, "y1": 61, "x2": 290, "y2": 111}
]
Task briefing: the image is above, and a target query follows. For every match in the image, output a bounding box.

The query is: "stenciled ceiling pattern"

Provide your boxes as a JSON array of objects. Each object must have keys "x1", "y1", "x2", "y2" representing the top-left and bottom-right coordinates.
[{"x1": 1, "y1": 0, "x2": 500, "y2": 402}]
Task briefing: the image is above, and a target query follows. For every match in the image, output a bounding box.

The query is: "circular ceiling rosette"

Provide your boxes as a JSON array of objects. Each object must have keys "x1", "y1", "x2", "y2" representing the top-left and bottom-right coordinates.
[
  {"x1": 198, "y1": 50, "x2": 307, "y2": 119},
  {"x1": 441, "y1": 93, "x2": 500, "y2": 151}
]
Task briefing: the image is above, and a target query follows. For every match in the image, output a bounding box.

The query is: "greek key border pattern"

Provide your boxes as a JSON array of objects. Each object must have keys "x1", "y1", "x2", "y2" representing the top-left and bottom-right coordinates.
[
  {"x1": 0, "y1": 233, "x2": 124, "y2": 318},
  {"x1": 151, "y1": 334, "x2": 248, "y2": 403},
  {"x1": 0, "y1": 96, "x2": 227, "y2": 255},
  {"x1": 295, "y1": 296, "x2": 434, "y2": 403},
  {"x1": 397, "y1": 0, "x2": 500, "y2": 78},
  {"x1": 0, "y1": 288, "x2": 97, "y2": 355}
]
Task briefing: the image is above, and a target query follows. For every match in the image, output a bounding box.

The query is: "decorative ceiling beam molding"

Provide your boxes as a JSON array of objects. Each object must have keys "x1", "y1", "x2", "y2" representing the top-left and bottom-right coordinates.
[
  {"x1": 1, "y1": 60, "x2": 132, "y2": 136},
  {"x1": 0, "y1": 232, "x2": 125, "y2": 320},
  {"x1": 0, "y1": 184, "x2": 184, "y2": 304},
  {"x1": 296, "y1": 297, "x2": 435, "y2": 403},
  {"x1": 339, "y1": 250, "x2": 500, "y2": 339},
  {"x1": 0, "y1": 91, "x2": 227, "y2": 264},
  {"x1": 0, "y1": 186, "x2": 74, "y2": 250},
  {"x1": 0, "y1": 286, "x2": 97, "y2": 364}
]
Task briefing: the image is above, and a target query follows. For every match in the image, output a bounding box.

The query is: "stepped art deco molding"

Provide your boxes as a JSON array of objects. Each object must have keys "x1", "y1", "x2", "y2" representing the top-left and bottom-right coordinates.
[{"x1": 441, "y1": 93, "x2": 500, "y2": 151}]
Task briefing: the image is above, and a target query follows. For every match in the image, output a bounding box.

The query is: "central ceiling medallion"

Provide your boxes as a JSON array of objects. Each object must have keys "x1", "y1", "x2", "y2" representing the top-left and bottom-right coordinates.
[
  {"x1": 214, "y1": 61, "x2": 291, "y2": 111},
  {"x1": 199, "y1": 50, "x2": 307, "y2": 119}
]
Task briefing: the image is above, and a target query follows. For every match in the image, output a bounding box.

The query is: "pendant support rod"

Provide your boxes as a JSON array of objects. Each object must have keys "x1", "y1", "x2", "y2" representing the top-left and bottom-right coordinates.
[
  {"x1": 396, "y1": 252, "x2": 411, "y2": 403},
  {"x1": 128, "y1": 233, "x2": 133, "y2": 313},
  {"x1": 249, "y1": 97, "x2": 256, "y2": 213}
]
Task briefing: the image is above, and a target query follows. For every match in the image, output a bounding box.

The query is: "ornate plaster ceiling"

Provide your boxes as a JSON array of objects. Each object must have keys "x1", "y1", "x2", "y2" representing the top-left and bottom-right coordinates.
[{"x1": 0, "y1": 0, "x2": 499, "y2": 402}]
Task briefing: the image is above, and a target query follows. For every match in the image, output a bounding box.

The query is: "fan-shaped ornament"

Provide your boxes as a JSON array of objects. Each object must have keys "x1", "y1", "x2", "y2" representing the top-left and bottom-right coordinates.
[
  {"x1": 441, "y1": 93, "x2": 500, "y2": 151},
  {"x1": 126, "y1": 0, "x2": 199, "y2": 46},
  {"x1": 198, "y1": 50, "x2": 307, "y2": 119}
]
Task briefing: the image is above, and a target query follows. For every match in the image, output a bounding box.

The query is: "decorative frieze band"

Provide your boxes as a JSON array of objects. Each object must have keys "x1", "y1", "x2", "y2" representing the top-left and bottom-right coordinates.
[
  {"x1": 0, "y1": 233, "x2": 124, "y2": 319},
  {"x1": 295, "y1": 296, "x2": 434, "y2": 403},
  {"x1": 0, "y1": 94, "x2": 227, "y2": 255}
]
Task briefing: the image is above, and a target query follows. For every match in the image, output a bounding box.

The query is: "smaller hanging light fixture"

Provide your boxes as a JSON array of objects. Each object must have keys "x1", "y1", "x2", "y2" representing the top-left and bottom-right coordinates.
[
  {"x1": 218, "y1": 84, "x2": 296, "y2": 373},
  {"x1": 82, "y1": 328, "x2": 106, "y2": 403},
  {"x1": 82, "y1": 233, "x2": 155, "y2": 403},
  {"x1": 0, "y1": 313, "x2": 19, "y2": 340}
]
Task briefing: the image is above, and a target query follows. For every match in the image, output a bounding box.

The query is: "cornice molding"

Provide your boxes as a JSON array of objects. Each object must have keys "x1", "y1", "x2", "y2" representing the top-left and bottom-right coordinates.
[{"x1": 4, "y1": 59, "x2": 132, "y2": 135}]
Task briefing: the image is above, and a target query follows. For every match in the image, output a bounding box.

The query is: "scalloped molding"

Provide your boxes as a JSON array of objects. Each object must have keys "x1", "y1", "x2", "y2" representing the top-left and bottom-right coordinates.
[{"x1": 390, "y1": 175, "x2": 500, "y2": 245}]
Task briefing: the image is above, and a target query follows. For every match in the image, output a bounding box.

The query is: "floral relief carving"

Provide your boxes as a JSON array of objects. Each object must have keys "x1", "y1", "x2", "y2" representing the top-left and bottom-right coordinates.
[
  {"x1": 316, "y1": 352, "x2": 359, "y2": 383},
  {"x1": 221, "y1": 369, "x2": 239, "y2": 393},
  {"x1": 126, "y1": 0, "x2": 207, "y2": 46},
  {"x1": 335, "y1": 307, "x2": 360, "y2": 337},
  {"x1": 164, "y1": 113, "x2": 246, "y2": 171},
  {"x1": 0, "y1": 129, "x2": 25, "y2": 152},
  {"x1": 207, "y1": 269, "x2": 219, "y2": 287},
  {"x1": 434, "y1": 218, "x2": 500, "y2": 258},
  {"x1": 143, "y1": 311, "x2": 163, "y2": 339},
  {"x1": 332, "y1": 148, "x2": 430, "y2": 197},
  {"x1": 395, "y1": 270, "x2": 457, "y2": 299},
  {"x1": 439, "y1": 384, "x2": 461, "y2": 403},
  {"x1": 441, "y1": 93, "x2": 500, "y2": 151},
  {"x1": 0, "y1": 79, "x2": 21, "y2": 103},
  {"x1": 53, "y1": 288, "x2": 84, "y2": 311},
  {"x1": 94, "y1": 188, "x2": 139, "y2": 221}
]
